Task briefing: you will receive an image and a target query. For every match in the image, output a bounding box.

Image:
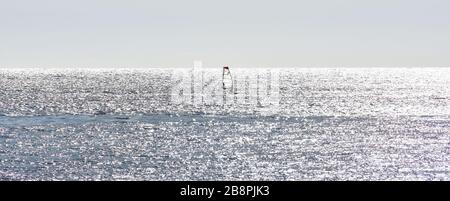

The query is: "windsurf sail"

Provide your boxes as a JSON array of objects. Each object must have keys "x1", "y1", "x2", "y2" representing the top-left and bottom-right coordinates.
[{"x1": 222, "y1": 66, "x2": 233, "y2": 89}]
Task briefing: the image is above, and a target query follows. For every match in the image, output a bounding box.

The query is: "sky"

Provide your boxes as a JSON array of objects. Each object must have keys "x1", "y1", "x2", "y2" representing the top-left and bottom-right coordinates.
[{"x1": 1, "y1": 0, "x2": 449, "y2": 68}]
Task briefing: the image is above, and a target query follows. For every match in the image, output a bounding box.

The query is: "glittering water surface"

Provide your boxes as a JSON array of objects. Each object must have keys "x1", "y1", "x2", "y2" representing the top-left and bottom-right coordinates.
[{"x1": 0, "y1": 68, "x2": 449, "y2": 180}]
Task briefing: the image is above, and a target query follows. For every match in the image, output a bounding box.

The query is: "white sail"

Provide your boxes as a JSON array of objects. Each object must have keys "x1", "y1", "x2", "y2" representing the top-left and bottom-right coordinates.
[{"x1": 222, "y1": 66, "x2": 233, "y2": 89}]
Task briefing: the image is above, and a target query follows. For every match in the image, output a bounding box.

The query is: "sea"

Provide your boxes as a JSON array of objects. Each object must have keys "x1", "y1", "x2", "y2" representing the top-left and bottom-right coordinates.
[{"x1": 0, "y1": 67, "x2": 449, "y2": 180}]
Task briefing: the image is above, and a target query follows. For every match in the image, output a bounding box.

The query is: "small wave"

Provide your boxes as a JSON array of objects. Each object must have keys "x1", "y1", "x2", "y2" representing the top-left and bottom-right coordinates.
[
  {"x1": 114, "y1": 116, "x2": 130, "y2": 120},
  {"x1": 102, "y1": 90, "x2": 114, "y2": 94},
  {"x1": 431, "y1": 96, "x2": 448, "y2": 100},
  {"x1": 94, "y1": 111, "x2": 107, "y2": 115}
]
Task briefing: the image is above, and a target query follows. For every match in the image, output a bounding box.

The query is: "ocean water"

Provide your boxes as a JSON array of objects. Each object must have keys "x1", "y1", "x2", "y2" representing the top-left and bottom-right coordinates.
[{"x1": 0, "y1": 67, "x2": 449, "y2": 180}]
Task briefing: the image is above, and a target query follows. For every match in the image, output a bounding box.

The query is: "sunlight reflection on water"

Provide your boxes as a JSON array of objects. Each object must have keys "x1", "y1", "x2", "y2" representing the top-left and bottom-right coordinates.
[{"x1": 0, "y1": 68, "x2": 449, "y2": 180}]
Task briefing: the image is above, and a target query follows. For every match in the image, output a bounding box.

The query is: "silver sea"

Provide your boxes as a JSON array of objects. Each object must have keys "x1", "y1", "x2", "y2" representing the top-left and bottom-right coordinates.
[{"x1": 0, "y1": 67, "x2": 449, "y2": 180}]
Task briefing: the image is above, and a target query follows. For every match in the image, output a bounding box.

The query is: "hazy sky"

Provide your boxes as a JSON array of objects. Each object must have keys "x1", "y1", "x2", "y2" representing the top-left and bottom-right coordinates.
[{"x1": 1, "y1": 0, "x2": 449, "y2": 67}]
